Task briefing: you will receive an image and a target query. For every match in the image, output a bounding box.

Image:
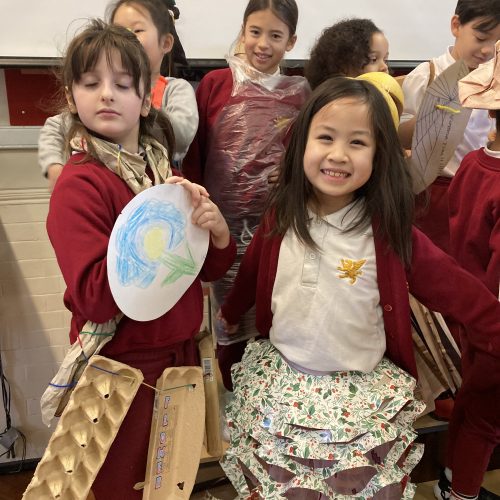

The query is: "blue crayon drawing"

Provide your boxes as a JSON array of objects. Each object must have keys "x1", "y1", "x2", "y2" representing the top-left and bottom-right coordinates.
[{"x1": 115, "y1": 198, "x2": 196, "y2": 288}]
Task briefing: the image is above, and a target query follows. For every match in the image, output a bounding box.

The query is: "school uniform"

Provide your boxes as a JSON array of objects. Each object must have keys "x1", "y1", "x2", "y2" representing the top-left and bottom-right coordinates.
[
  {"x1": 219, "y1": 203, "x2": 500, "y2": 498},
  {"x1": 183, "y1": 59, "x2": 310, "y2": 375},
  {"x1": 47, "y1": 152, "x2": 236, "y2": 499},
  {"x1": 401, "y1": 47, "x2": 492, "y2": 253},
  {"x1": 449, "y1": 147, "x2": 500, "y2": 298},
  {"x1": 447, "y1": 146, "x2": 500, "y2": 495}
]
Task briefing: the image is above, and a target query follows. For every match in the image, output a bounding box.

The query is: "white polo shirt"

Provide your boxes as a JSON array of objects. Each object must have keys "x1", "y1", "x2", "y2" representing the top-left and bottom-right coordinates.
[{"x1": 270, "y1": 202, "x2": 386, "y2": 373}]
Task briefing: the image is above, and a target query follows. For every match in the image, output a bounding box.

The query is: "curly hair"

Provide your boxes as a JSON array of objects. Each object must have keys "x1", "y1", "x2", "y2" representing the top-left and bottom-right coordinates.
[{"x1": 305, "y1": 18, "x2": 382, "y2": 90}]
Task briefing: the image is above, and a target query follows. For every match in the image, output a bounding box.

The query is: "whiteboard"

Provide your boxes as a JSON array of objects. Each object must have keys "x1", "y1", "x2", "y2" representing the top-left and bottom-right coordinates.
[{"x1": 1, "y1": 0, "x2": 455, "y2": 61}]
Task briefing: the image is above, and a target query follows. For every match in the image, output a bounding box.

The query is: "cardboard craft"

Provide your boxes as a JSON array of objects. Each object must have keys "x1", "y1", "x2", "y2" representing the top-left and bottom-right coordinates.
[{"x1": 23, "y1": 356, "x2": 143, "y2": 500}]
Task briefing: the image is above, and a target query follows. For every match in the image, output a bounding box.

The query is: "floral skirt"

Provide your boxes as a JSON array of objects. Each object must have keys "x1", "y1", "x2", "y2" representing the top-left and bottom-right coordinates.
[{"x1": 221, "y1": 340, "x2": 425, "y2": 499}]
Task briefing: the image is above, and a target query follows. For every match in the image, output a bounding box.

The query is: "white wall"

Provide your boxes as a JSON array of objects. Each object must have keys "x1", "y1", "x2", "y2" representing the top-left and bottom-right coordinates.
[
  {"x1": 0, "y1": 150, "x2": 70, "y2": 463},
  {"x1": 1, "y1": 0, "x2": 455, "y2": 61}
]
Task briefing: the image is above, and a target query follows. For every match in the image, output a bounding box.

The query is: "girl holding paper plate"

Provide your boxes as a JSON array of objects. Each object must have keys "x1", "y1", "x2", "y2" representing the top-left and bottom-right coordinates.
[{"x1": 43, "y1": 19, "x2": 235, "y2": 499}]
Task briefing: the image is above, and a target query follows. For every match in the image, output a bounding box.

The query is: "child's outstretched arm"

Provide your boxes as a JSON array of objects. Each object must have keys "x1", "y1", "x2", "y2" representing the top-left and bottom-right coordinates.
[{"x1": 408, "y1": 228, "x2": 500, "y2": 356}]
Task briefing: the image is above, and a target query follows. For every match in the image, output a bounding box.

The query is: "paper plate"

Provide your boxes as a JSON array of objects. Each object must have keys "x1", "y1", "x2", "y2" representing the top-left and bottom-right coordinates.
[{"x1": 107, "y1": 184, "x2": 209, "y2": 321}]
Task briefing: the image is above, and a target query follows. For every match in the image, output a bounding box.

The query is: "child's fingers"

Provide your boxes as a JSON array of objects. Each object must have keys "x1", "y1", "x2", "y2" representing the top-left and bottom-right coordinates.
[
  {"x1": 267, "y1": 166, "x2": 280, "y2": 184},
  {"x1": 187, "y1": 181, "x2": 209, "y2": 198},
  {"x1": 165, "y1": 177, "x2": 209, "y2": 206},
  {"x1": 192, "y1": 198, "x2": 217, "y2": 226},
  {"x1": 165, "y1": 175, "x2": 184, "y2": 185}
]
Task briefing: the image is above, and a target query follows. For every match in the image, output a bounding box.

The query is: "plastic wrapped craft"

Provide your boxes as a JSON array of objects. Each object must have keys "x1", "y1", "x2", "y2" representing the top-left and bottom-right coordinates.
[{"x1": 206, "y1": 56, "x2": 310, "y2": 345}]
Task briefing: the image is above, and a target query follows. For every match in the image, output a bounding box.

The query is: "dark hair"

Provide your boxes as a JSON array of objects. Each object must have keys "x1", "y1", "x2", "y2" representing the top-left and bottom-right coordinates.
[
  {"x1": 305, "y1": 18, "x2": 382, "y2": 90},
  {"x1": 107, "y1": 0, "x2": 188, "y2": 74},
  {"x1": 61, "y1": 19, "x2": 174, "y2": 160},
  {"x1": 269, "y1": 76, "x2": 414, "y2": 266},
  {"x1": 243, "y1": 0, "x2": 298, "y2": 37},
  {"x1": 455, "y1": 0, "x2": 500, "y2": 32}
]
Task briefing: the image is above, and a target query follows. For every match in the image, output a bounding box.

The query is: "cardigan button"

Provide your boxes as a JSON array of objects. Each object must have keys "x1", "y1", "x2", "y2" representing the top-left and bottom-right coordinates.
[{"x1": 383, "y1": 304, "x2": 393, "y2": 312}]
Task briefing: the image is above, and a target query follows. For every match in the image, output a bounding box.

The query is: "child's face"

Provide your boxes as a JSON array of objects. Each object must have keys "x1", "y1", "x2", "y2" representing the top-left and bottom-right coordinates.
[
  {"x1": 361, "y1": 32, "x2": 389, "y2": 75},
  {"x1": 451, "y1": 15, "x2": 500, "y2": 69},
  {"x1": 241, "y1": 8, "x2": 296, "y2": 74},
  {"x1": 303, "y1": 98, "x2": 375, "y2": 215},
  {"x1": 113, "y1": 3, "x2": 173, "y2": 80},
  {"x1": 68, "y1": 50, "x2": 150, "y2": 153}
]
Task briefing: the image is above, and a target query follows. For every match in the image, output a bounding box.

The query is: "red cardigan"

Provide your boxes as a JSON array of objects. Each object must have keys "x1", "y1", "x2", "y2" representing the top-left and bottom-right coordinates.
[
  {"x1": 449, "y1": 148, "x2": 500, "y2": 297},
  {"x1": 221, "y1": 215, "x2": 500, "y2": 378},
  {"x1": 47, "y1": 153, "x2": 236, "y2": 356},
  {"x1": 182, "y1": 68, "x2": 233, "y2": 184}
]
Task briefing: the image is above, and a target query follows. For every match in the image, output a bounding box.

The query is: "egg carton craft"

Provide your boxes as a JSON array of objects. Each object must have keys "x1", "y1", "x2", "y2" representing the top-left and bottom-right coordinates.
[
  {"x1": 139, "y1": 365, "x2": 205, "y2": 499},
  {"x1": 23, "y1": 355, "x2": 143, "y2": 500}
]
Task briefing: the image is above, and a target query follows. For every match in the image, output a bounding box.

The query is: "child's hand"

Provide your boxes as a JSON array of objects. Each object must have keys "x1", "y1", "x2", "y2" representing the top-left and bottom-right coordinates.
[
  {"x1": 267, "y1": 166, "x2": 280, "y2": 184},
  {"x1": 165, "y1": 176, "x2": 209, "y2": 208},
  {"x1": 216, "y1": 309, "x2": 239, "y2": 335},
  {"x1": 191, "y1": 195, "x2": 230, "y2": 249}
]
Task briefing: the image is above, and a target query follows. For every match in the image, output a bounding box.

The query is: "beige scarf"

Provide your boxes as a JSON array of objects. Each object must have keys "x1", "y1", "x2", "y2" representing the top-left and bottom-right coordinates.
[{"x1": 69, "y1": 133, "x2": 172, "y2": 193}]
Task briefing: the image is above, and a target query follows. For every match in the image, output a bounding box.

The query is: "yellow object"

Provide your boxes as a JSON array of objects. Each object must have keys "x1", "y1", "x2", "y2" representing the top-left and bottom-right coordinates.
[
  {"x1": 435, "y1": 104, "x2": 461, "y2": 114},
  {"x1": 144, "y1": 227, "x2": 167, "y2": 260},
  {"x1": 356, "y1": 72, "x2": 404, "y2": 127},
  {"x1": 337, "y1": 258, "x2": 367, "y2": 285}
]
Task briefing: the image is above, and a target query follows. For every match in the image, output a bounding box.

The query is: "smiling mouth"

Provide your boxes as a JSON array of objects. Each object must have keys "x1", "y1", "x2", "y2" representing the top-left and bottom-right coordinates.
[
  {"x1": 255, "y1": 53, "x2": 271, "y2": 60},
  {"x1": 321, "y1": 169, "x2": 350, "y2": 178}
]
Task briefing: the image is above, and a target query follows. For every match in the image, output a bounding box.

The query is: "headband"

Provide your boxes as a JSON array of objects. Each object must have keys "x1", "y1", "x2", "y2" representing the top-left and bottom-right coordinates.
[
  {"x1": 355, "y1": 72, "x2": 404, "y2": 127},
  {"x1": 458, "y1": 40, "x2": 500, "y2": 110}
]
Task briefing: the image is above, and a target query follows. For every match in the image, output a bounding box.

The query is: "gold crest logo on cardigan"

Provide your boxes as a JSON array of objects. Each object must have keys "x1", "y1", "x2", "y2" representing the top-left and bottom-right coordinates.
[{"x1": 337, "y1": 258, "x2": 367, "y2": 285}]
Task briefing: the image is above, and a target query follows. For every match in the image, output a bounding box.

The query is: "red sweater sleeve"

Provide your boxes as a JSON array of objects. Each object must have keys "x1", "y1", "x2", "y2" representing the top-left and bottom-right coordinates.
[
  {"x1": 407, "y1": 227, "x2": 500, "y2": 357},
  {"x1": 47, "y1": 157, "x2": 126, "y2": 324},
  {"x1": 182, "y1": 69, "x2": 233, "y2": 185},
  {"x1": 200, "y1": 237, "x2": 237, "y2": 283},
  {"x1": 221, "y1": 215, "x2": 279, "y2": 333}
]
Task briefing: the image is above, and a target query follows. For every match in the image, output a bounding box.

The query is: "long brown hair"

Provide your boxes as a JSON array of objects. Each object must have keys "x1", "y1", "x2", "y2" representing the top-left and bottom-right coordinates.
[
  {"x1": 60, "y1": 19, "x2": 174, "y2": 160},
  {"x1": 269, "y1": 76, "x2": 415, "y2": 266}
]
